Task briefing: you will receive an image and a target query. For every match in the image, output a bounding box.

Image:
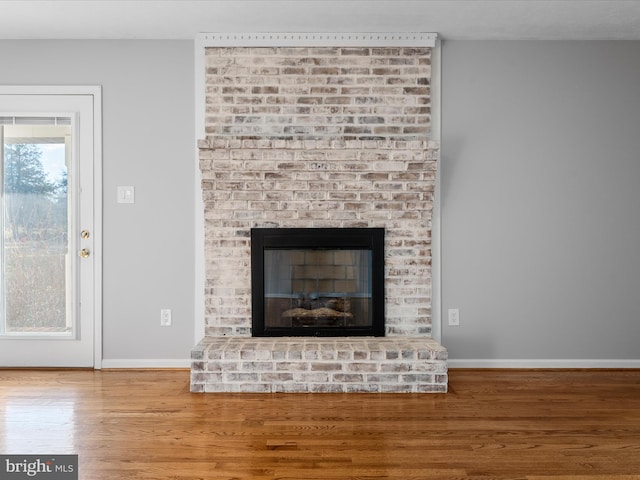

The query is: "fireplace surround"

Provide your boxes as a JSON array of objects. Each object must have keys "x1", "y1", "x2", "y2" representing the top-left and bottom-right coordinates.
[{"x1": 197, "y1": 138, "x2": 437, "y2": 338}]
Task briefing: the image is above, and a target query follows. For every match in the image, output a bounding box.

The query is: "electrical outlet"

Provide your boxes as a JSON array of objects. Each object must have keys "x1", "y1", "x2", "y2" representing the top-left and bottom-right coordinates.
[
  {"x1": 160, "y1": 309, "x2": 172, "y2": 326},
  {"x1": 448, "y1": 308, "x2": 460, "y2": 326}
]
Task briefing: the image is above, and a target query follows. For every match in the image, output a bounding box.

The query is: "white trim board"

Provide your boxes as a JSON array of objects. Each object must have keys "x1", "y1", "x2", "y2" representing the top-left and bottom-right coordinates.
[
  {"x1": 101, "y1": 358, "x2": 640, "y2": 370},
  {"x1": 430, "y1": 37, "x2": 442, "y2": 344},
  {"x1": 91, "y1": 87, "x2": 103, "y2": 370},
  {"x1": 448, "y1": 359, "x2": 640, "y2": 369},
  {"x1": 101, "y1": 359, "x2": 191, "y2": 369},
  {"x1": 201, "y1": 32, "x2": 437, "y2": 47},
  {"x1": 194, "y1": 35, "x2": 206, "y2": 344}
]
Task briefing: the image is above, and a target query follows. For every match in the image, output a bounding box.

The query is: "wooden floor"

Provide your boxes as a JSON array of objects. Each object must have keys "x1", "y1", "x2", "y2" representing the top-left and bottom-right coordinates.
[{"x1": 1, "y1": 369, "x2": 639, "y2": 479}]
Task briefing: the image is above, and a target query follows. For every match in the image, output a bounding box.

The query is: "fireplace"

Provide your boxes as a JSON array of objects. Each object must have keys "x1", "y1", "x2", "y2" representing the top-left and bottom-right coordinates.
[
  {"x1": 191, "y1": 40, "x2": 448, "y2": 393},
  {"x1": 251, "y1": 228, "x2": 385, "y2": 337}
]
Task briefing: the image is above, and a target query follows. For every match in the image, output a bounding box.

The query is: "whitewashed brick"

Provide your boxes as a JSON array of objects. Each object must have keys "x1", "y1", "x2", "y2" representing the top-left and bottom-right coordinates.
[
  {"x1": 192, "y1": 338, "x2": 447, "y2": 393},
  {"x1": 192, "y1": 45, "x2": 447, "y2": 394}
]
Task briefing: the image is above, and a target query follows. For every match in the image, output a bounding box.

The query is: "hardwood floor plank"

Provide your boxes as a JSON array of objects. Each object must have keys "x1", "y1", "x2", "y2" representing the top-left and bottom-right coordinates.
[{"x1": 1, "y1": 369, "x2": 639, "y2": 479}]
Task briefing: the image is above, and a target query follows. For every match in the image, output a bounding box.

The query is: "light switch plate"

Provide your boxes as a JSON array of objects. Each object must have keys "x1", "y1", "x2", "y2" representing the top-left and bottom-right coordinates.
[{"x1": 117, "y1": 186, "x2": 135, "y2": 204}]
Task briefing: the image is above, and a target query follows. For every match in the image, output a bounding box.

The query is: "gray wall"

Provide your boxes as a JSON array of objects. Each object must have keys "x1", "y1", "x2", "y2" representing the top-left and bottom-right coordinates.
[
  {"x1": 4, "y1": 39, "x2": 639, "y2": 364},
  {"x1": 0, "y1": 40, "x2": 195, "y2": 362},
  {"x1": 441, "y1": 41, "x2": 640, "y2": 360}
]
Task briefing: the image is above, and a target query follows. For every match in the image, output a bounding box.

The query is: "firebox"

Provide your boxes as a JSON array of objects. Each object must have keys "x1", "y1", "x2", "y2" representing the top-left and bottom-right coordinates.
[{"x1": 251, "y1": 228, "x2": 385, "y2": 337}]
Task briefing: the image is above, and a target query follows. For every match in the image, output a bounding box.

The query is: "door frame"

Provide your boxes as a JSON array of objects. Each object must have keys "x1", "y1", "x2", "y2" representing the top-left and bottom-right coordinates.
[{"x1": 0, "y1": 85, "x2": 102, "y2": 368}]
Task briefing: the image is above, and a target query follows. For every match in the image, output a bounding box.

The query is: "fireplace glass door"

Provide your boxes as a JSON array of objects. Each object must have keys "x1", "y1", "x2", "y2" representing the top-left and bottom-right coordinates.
[{"x1": 251, "y1": 228, "x2": 384, "y2": 337}]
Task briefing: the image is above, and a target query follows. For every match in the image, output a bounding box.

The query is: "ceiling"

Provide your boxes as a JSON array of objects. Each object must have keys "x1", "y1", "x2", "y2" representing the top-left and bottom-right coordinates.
[{"x1": 1, "y1": 0, "x2": 640, "y2": 41}]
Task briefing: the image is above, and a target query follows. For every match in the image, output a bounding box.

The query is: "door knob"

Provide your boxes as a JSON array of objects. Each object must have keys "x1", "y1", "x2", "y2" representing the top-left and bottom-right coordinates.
[{"x1": 79, "y1": 248, "x2": 90, "y2": 258}]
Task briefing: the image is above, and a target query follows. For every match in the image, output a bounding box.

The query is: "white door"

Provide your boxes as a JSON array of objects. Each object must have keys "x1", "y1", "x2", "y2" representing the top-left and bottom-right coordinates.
[{"x1": 0, "y1": 87, "x2": 101, "y2": 367}]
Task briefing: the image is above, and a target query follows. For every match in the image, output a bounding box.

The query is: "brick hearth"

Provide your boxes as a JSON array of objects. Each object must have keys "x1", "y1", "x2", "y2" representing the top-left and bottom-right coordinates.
[{"x1": 191, "y1": 337, "x2": 447, "y2": 393}]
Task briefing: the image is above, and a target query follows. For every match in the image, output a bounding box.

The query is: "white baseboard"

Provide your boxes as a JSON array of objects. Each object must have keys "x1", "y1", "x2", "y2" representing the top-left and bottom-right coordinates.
[
  {"x1": 100, "y1": 358, "x2": 640, "y2": 369},
  {"x1": 447, "y1": 359, "x2": 640, "y2": 369},
  {"x1": 100, "y1": 359, "x2": 191, "y2": 369}
]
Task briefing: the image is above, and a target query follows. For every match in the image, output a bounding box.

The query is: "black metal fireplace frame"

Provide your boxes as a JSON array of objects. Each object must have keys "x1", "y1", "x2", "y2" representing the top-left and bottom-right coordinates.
[{"x1": 251, "y1": 228, "x2": 385, "y2": 337}]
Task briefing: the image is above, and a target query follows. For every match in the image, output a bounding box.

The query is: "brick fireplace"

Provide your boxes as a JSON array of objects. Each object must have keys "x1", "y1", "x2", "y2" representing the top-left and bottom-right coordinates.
[{"x1": 191, "y1": 41, "x2": 447, "y2": 392}]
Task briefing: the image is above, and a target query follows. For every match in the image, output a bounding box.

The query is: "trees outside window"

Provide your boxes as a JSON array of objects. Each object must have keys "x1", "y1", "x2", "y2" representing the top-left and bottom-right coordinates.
[
  {"x1": 4, "y1": 143, "x2": 66, "y2": 242},
  {"x1": 3, "y1": 142, "x2": 68, "y2": 331}
]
